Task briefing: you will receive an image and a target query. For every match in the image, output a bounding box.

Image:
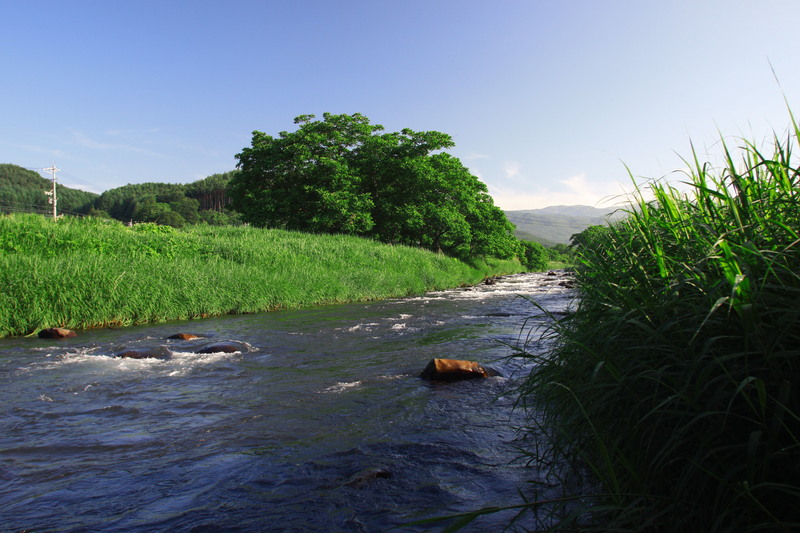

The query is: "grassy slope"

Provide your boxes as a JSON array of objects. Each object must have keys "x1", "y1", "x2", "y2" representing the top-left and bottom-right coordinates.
[{"x1": 0, "y1": 214, "x2": 523, "y2": 337}]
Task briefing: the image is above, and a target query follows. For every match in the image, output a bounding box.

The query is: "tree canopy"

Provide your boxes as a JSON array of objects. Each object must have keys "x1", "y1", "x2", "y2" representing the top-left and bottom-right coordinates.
[
  {"x1": 91, "y1": 171, "x2": 240, "y2": 227},
  {"x1": 229, "y1": 113, "x2": 518, "y2": 260}
]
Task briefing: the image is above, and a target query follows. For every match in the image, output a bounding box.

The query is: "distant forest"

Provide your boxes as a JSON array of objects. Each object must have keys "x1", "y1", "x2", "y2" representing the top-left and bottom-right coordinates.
[{"x1": 0, "y1": 164, "x2": 240, "y2": 227}]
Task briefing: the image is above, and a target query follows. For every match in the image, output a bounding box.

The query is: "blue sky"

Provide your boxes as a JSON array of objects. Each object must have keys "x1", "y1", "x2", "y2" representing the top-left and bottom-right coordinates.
[{"x1": 2, "y1": 0, "x2": 799, "y2": 210}]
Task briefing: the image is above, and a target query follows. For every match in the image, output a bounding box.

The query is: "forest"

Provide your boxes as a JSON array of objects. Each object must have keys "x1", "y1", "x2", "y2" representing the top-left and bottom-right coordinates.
[{"x1": 0, "y1": 164, "x2": 241, "y2": 227}]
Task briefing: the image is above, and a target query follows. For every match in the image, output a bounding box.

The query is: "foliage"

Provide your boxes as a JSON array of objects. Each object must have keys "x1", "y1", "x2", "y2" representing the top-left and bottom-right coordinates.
[
  {"x1": 0, "y1": 164, "x2": 96, "y2": 215},
  {"x1": 185, "y1": 170, "x2": 238, "y2": 211},
  {"x1": 0, "y1": 213, "x2": 523, "y2": 337},
  {"x1": 518, "y1": 240, "x2": 549, "y2": 271},
  {"x1": 90, "y1": 172, "x2": 239, "y2": 227},
  {"x1": 1, "y1": 164, "x2": 240, "y2": 227},
  {"x1": 229, "y1": 113, "x2": 518, "y2": 260},
  {"x1": 568, "y1": 224, "x2": 611, "y2": 250},
  {"x1": 544, "y1": 243, "x2": 573, "y2": 265},
  {"x1": 514, "y1": 116, "x2": 800, "y2": 531}
]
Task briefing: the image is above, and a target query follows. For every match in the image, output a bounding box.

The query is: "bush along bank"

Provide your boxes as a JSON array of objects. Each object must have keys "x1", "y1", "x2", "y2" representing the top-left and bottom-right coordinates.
[
  {"x1": 515, "y1": 117, "x2": 800, "y2": 531},
  {"x1": 0, "y1": 214, "x2": 524, "y2": 338}
]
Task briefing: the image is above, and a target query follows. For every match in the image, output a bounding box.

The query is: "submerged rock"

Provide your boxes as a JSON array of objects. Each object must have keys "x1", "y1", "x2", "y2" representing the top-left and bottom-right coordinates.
[
  {"x1": 38, "y1": 328, "x2": 77, "y2": 339},
  {"x1": 195, "y1": 341, "x2": 246, "y2": 354},
  {"x1": 419, "y1": 358, "x2": 489, "y2": 381},
  {"x1": 113, "y1": 346, "x2": 172, "y2": 360},
  {"x1": 344, "y1": 467, "x2": 392, "y2": 488}
]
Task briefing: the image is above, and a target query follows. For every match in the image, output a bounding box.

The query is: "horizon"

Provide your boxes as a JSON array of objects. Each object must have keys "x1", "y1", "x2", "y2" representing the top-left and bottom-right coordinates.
[{"x1": 9, "y1": 164, "x2": 614, "y2": 214}]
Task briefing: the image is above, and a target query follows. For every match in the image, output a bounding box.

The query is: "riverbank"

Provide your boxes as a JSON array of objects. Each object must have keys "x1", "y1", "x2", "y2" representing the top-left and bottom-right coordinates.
[
  {"x1": 517, "y1": 120, "x2": 800, "y2": 530},
  {"x1": 0, "y1": 214, "x2": 524, "y2": 338}
]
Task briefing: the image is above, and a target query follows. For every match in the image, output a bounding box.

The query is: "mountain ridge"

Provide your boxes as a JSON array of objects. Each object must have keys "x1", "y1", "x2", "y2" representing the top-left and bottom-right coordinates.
[{"x1": 504, "y1": 204, "x2": 622, "y2": 245}]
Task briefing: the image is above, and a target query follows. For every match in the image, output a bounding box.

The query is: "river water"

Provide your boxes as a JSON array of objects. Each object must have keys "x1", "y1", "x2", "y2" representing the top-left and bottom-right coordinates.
[{"x1": 0, "y1": 272, "x2": 573, "y2": 532}]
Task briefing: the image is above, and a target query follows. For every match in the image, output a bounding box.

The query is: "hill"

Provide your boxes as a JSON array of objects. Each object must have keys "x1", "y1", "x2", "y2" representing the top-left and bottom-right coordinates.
[
  {"x1": 505, "y1": 205, "x2": 623, "y2": 245},
  {"x1": 0, "y1": 163, "x2": 239, "y2": 226},
  {"x1": 0, "y1": 164, "x2": 98, "y2": 216}
]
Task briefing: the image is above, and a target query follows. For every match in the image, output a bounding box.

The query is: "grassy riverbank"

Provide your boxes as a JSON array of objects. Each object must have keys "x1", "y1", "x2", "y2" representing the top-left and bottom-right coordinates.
[
  {"x1": 0, "y1": 214, "x2": 523, "y2": 338},
  {"x1": 518, "y1": 118, "x2": 800, "y2": 530}
]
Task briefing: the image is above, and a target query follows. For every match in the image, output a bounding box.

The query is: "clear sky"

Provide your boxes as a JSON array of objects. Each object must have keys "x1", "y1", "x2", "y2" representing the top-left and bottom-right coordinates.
[{"x1": 2, "y1": 0, "x2": 799, "y2": 210}]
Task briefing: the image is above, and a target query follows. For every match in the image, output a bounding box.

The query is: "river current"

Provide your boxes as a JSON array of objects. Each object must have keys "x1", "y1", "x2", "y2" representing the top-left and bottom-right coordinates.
[{"x1": 0, "y1": 272, "x2": 574, "y2": 532}]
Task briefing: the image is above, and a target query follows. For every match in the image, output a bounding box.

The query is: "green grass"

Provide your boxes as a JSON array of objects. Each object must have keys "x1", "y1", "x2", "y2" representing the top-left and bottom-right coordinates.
[
  {"x1": 0, "y1": 215, "x2": 523, "y2": 337},
  {"x1": 512, "y1": 114, "x2": 800, "y2": 531}
]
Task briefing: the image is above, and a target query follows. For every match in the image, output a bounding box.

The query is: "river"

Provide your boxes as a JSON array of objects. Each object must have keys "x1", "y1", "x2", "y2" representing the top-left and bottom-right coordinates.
[{"x1": 0, "y1": 271, "x2": 574, "y2": 532}]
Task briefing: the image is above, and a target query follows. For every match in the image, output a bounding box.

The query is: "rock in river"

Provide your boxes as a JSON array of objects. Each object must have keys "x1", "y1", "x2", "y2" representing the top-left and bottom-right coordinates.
[
  {"x1": 38, "y1": 328, "x2": 78, "y2": 339},
  {"x1": 419, "y1": 358, "x2": 490, "y2": 381},
  {"x1": 113, "y1": 346, "x2": 172, "y2": 360},
  {"x1": 167, "y1": 333, "x2": 203, "y2": 340},
  {"x1": 195, "y1": 341, "x2": 247, "y2": 354}
]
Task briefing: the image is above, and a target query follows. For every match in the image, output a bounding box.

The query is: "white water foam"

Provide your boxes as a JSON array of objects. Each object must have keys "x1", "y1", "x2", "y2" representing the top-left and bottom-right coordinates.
[
  {"x1": 18, "y1": 345, "x2": 242, "y2": 378},
  {"x1": 321, "y1": 380, "x2": 363, "y2": 393}
]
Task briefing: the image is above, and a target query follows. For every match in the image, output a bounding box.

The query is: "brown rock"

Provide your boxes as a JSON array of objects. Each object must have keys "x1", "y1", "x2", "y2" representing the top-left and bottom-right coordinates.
[
  {"x1": 167, "y1": 333, "x2": 202, "y2": 340},
  {"x1": 419, "y1": 358, "x2": 489, "y2": 381},
  {"x1": 38, "y1": 327, "x2": 77, "y2": 339}
]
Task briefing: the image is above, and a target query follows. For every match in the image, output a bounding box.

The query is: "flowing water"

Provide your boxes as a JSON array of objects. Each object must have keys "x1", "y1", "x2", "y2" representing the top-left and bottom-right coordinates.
[{"x1": 0, "y1": 272, "x2": 574, "y2": 532}]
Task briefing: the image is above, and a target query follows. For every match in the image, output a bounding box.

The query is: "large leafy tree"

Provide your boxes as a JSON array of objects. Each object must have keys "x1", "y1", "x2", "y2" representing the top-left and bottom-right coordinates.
[
  {"x1": 230, "y1": 113, "x2": 378, "y2": 235},
  {"x1": 229, "y1": 113, "x2": 518, "y2": 260}
]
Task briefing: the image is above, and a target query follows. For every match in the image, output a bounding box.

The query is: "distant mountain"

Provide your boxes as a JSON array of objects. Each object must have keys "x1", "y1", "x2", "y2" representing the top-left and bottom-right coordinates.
[{"x1": 504, "y1": 204, "x2": 624, "y2": 245}]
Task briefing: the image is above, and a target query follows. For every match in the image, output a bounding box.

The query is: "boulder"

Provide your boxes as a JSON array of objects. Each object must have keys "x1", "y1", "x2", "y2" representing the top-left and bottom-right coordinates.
[
  {"x1": 195, "y1": 341, "x2": 246, "y2": 354},
  {"x1": 38, "y1": 327, "x2": 77, "y2": 339},
  {"x1": 167, "y1": 333, "x2": 203, "y2": 340},
  {"x1": 419, "y1": 358, "x2": 489, "y2": 381},
  {"x1": 113, "y1": 346, "x2": 172, "y2": 360}
]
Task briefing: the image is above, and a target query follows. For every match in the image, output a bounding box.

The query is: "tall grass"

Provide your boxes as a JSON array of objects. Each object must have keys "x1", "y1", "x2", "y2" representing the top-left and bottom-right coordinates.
[
  {"x1": 515, "y1": 117, "x2": 800, "y2": 531},
  {"x1": 0, "y1": 215, "x2": 522, "y2": 337}
]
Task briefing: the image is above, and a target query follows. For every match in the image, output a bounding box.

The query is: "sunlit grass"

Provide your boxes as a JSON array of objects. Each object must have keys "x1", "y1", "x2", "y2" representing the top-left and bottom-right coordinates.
[
  {"x1": 513, "y1": 114, "x2": 800, "y2": 531},
  {"x1": 0, "y1": 215, "x2": 522, "y2": 337}
]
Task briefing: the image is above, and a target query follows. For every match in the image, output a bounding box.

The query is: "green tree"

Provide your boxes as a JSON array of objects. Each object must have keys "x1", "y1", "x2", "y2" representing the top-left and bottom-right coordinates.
[
  {"x1": 519, "y1": 240, "x2": 549, "y2": 271},
  {"x1": 169, "y1": 196, "x2": 200, "y2": 225},
  {"x1": 229, "y1": 113, "x2": 518, "y2": 260},
  {"x1": 186, "y1": 171, "x2": 238, "y2": 211},
  {"x1": 570, "y1": 224, "x2": 612, "y2": 250},
  {"x1": 230, "y1": 113, "x2": 379, "y2": 235}
]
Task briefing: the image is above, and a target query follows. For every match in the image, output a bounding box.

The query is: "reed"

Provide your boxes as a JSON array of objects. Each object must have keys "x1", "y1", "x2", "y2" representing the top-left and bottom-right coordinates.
[
  {"x1": 514, "y1": 117, "x2": 800, "y2": 531},
  {"x1": 0, "y1": 215, "x2": 522, "y2": 337}
]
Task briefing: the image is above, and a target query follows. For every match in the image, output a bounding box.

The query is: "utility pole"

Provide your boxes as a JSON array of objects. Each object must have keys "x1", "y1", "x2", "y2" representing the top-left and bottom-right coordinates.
[{"x1": 42, "y1": 164, "x2": 59, "y2": 220}]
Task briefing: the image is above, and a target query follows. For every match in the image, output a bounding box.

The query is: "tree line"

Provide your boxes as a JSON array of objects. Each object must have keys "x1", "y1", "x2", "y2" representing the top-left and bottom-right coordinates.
[
  {"x1": 2, "y1": 113, "x2": 571, "y2": 269},
  {"x1": 0, "y1": 165, "x2": 240, "y2": 227}
]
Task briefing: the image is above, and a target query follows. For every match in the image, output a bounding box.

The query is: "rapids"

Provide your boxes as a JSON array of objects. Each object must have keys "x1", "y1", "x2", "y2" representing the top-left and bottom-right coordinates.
[{"x1": 0, "y1": 271, "x2": 574, "y2": 532}]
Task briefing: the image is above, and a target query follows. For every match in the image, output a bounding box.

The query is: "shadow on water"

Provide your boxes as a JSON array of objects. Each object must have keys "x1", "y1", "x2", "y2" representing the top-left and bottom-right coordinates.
[{"x1": 0, "y1": 272, "x2": 575, "y2": 532}]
